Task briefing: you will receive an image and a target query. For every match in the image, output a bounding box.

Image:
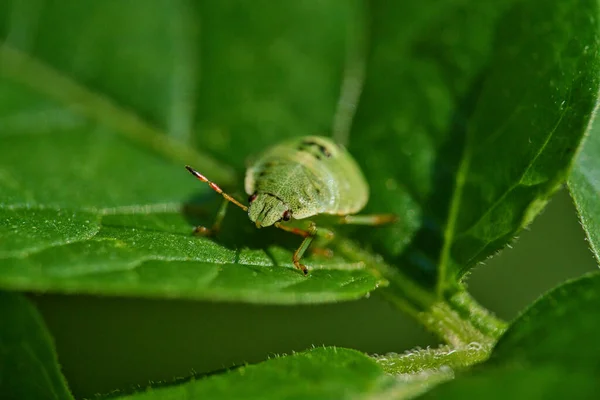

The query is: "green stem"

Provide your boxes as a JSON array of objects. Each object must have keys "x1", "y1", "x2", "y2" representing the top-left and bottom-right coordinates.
[
  {"x1": 369, "y1": 341, "x2": 495, "y2": 397},
  {"x1": 447, "y1": 289, "x2": 508, "y2": 340},
  {"x1": 373, "y1": 343, "x2": 492, "y2": 375},
  {"x1": 334, "y1": 238, "x2": 506, "y2": 348}
]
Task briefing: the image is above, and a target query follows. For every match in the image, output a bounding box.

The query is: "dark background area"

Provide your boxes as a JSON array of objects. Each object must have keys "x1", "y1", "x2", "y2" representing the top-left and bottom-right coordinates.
[{"x1": 31, "y1": 189, "x2": 597, "y2": 398}]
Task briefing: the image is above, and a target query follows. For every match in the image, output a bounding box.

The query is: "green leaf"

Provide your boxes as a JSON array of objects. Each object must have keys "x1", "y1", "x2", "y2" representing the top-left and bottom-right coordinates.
[
  {"x1": 0, "y1": 291, "x2": 74, "y2": 400},
  {"x1": 0, "y1": 1, "x2": 382, "y2": 304},
  {"x1": 569, "y1": 114, "x2": 600, "y2": 265},
  {"x1": 420, "y1": 366, "x2": 599, "y2": 400},
  {"x1": 0, "y1": 1, "x2": 353, "y2": 169},
  {"x1": 489, "y1": 272, "x2": 600, "y2": 368},
  {"x1": 421, "y1": 272, "x2": 600, "y2": 398},
  {"x1": 350, "y1": 0, "x2": 600, "y2": 292},
  {"x1": 0, "y1": 204, "x2": 382, "y2": 304},
  {"x1": 117, "y1": 347, "x2": 398, "y2": 400}
]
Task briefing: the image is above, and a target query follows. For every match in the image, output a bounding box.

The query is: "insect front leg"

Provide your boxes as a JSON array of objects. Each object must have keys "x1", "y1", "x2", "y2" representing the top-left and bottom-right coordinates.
[
  {"x1": 193, "y1": 197, "x2": 230, "y2": 236},
  {"x1": 275, "y1": 222, "x2": 333, "y2": 276}
]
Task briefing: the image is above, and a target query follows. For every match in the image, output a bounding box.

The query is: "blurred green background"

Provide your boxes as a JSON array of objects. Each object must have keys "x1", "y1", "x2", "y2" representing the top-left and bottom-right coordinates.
[{"x1": 32, "y1": 189, "x2": 596, "y2": 398}]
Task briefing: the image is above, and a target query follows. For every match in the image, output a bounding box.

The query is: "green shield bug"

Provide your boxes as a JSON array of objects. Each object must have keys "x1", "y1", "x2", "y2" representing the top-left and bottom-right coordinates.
[
  {"x1": 185, "y1": 135, "x2": 396, "y2": 275},
  {"x1": 185, "y1": 25, "x2": 393, "y2": 275}
]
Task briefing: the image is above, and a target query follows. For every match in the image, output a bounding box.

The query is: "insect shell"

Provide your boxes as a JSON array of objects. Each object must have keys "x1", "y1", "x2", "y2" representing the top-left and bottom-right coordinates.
[{"x1": 244, "y1": 135, "x2": 369, "y2": 227}]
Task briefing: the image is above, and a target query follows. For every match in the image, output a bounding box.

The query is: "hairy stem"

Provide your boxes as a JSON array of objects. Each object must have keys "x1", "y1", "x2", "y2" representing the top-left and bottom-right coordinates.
[
  {"x1": 334, "y1": 238, "x2": 506, "y2": 348},
  {"x1": 373, "y1": 342, "x2": 492, "y2": 375},
  {"x1": 446, "y1": 289, "x2": 508, "y2": 340}
]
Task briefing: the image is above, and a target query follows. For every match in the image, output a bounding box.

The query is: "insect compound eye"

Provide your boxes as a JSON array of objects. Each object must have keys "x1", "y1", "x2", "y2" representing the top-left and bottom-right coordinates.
[
  {"x1": 282, "y1": 210, "x2": 292, "y2": 221},
  {"x1": 248, "y1": 193, "x2": 258, "y2": 203}
]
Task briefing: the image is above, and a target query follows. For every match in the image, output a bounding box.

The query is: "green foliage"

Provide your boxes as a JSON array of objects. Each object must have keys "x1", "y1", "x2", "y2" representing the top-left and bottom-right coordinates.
[
  {"x1": 0, "y1": 21, "x2": 380, "y2": 303},
  {"x1": 0, "y1": 292, "x2": 73, "y2": 400},
  {"x1": 118, "y1": 347, "x2": 395, "y2": 400},
  {"x1": 490, "y1": 272, "x2": 600, "y2": 369},
  {"x1": 1, "y1": 207, "x2": 382, "y2": 303},
  {"x1": 569, "y1": 116, "x2": 600, "y2": 264},
  {"x1": 0, "y1": 0, "x2": 596, "y2": 303},
  {"x1": 1, "y1": 0, "x2": 600, "y2": 398},
  {"x1": 422, "y1": 272, "x2": 600, "y2": 398},
  {"x1": 350, "y1": 0, "x2": 600, "y2": 293},
  {"x1": 8, "y1": 273, "x2": 600, "y2": 398}
]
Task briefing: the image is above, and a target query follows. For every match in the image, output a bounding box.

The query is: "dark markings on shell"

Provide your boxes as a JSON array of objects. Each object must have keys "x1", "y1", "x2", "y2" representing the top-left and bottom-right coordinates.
[{"x1": 297, "y1": 139, "x2": 332, "y2": 159}]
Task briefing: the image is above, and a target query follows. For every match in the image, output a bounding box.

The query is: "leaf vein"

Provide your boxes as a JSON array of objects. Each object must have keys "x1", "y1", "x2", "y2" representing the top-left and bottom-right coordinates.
[
  {"x1": 0, "y1": 44, "x2": 235, "y2": 184},
  {"x1": 456, "y1": 98, "x2": 572, "y2": 243}
]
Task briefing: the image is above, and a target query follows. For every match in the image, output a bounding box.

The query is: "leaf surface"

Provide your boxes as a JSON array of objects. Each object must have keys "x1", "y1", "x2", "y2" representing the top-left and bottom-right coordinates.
[
  {"x1": 569, "y1": 113, "x2": 600, "y2": 265},
  {"x1": 349, "y1": 0, "x2": 600, "y2": 291},
  {"x1": 0, "y1": 291, "x2": 74, "y2": 400},
  {"x1": 0, "y1": 1, "x2": 381, "y2": 304},
  {"x1": 117, "y1": 347, "x2": 398, "y2": 400}
]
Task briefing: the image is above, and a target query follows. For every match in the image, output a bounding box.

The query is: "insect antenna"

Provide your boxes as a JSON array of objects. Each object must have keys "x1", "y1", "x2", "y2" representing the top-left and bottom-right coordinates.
[{"x1": 185, "y1": 165, "x2": 248, "y2": 211}]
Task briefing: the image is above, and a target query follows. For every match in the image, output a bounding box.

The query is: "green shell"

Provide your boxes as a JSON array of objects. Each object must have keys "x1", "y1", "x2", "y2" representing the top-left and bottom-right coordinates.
[{"x1": 245, "y1": 136, "x2": 369, "y2": 227}]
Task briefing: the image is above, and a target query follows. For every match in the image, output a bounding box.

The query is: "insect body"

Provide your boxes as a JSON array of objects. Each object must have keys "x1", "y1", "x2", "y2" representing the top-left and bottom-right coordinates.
[
  {"x1": 186, "y1": 135, "x2": 395, "y2": 275},
  {"x1": 245, "y1": 136, "x2": 369, "y2": 226}
]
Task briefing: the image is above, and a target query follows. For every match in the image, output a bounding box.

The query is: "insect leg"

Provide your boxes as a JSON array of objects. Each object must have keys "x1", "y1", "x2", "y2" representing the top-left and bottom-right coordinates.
[
  {"x1": 336, "y1": 214, "x2": 397, "y2": 226},
  {"x1": 273, "y1": 223, "x2": 313, "y2": 238},
  {"x1": 185, "y1": 165, "x2": 248, "y2": 211},
  {"x1": 193, "y1": 197, "x2": 230, "y2": 236},
  {"x1": 292, "y1": 230, "x2": 315, "y2": 275},
  {"x1": 274, "y1": 222, "x2": 333, "y2": 275}
]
